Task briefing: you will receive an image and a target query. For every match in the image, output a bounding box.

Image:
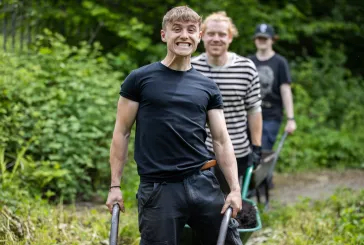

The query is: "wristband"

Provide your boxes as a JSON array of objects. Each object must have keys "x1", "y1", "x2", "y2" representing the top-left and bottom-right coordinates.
[
  {"x1": 287, "y1": 117, "x2": 295, "y2": 121},
  {"x1": 109, "y1": 185, "x2": 120, "y2": 190}
]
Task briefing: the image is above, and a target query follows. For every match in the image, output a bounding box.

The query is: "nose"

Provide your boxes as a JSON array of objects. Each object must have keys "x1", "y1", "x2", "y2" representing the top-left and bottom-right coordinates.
[
  {"x1": 180, "y1": 28, "x2": 188, "y2": 39},
  {"x1": 211, "y1": 33, "x2": 219, "y2": 41}
]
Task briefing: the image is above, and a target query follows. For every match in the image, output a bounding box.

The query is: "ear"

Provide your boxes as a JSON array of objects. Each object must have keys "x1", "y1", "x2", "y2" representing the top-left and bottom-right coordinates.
[
  {"x1": 198, "y1": 30, "x2": 202, "y2": 43},
  {"x1": 227, "y1": 33, "x2": 233, "y2": 44},
  {"x1": 161, "y1": 29, "x2": 167, "y2": 43}
]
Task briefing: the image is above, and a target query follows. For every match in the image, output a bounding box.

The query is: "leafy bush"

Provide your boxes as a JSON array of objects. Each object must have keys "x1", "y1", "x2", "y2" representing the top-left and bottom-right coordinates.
[
  {"x1": 275, "y1": 47, "x2": 364, "y2": 171},
  {"x1": 0, "y1": 30, "x2": 130, "y2": 201}
]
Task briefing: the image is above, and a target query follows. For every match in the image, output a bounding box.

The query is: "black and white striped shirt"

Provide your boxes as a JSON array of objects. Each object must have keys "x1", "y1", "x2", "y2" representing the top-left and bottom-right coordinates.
[{"x1": 192, "y1": 52, "x2": 261, "y2": 158}]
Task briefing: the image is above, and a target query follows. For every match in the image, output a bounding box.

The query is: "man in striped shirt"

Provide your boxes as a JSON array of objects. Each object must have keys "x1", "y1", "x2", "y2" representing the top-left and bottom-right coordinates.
[{"x1": 192, "y1": 11, "x2": 262, "y2": 193}]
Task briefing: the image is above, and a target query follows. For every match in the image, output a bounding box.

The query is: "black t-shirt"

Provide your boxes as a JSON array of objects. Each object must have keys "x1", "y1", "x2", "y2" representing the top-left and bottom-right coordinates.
[
  {"x1": 249, "y1": 54, "x2": 291, "y2": 120},
  {"x1": 120, "y1": 62, "x2": 223, "y2": 182}
]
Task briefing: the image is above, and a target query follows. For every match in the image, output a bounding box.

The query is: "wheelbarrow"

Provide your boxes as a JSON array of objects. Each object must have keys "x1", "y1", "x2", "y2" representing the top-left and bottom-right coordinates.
[
  {"x1": 247, "y1": 132, "x2": 288, "y2": 209},
  {"x1": 109, "y1": 165, "x2": 262, "y2": 245}
]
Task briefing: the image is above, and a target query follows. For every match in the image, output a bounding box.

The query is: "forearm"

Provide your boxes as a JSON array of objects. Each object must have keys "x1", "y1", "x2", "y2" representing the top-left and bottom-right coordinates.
[
  {"x1": 247, "y1": 111, "x2": 262, "y2": 146},
  {"x1": 281, "y1": 84, "x2": 294, "y2": 118},
  {"x1": 109, "y1": 132, "x2": 130, "y2": 186},
  {"x1": 213, "y1": 138, "x2": 240, "y2": 192}
]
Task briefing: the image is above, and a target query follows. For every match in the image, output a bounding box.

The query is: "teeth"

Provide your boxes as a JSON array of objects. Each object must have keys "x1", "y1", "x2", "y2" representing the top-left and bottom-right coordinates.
[{"x1": 178, "y1": 43, "x2": 190, "y2": 47}]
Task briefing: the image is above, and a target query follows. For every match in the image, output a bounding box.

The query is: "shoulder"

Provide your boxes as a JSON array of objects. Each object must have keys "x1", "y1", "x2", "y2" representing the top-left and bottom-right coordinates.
[
  {"x1": 274, "y1": 53, "x2": 289, "y2": 65},
  {"x1": 132, "y1": 62, "x2": 161, "y2": 75},
  {"x1": 191, "y1": 53, "x2": 208, "y2": 67},
  {"x1": 189, "y1": 68, "x2": 218, "y2": 91},
  {"x1": 232, "y1": 53, "x2": 258, "y2": 72},
  {"x1": 247, "y1": 54, "x2": 257, "y2": 61}
]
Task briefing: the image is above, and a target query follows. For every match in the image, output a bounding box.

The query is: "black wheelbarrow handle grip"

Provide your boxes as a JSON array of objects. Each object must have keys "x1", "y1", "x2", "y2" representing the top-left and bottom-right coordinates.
[
  {"x1": 110, "y1": 204, "x2": 121, "y2": 245},
  {"x1": 216, "y1": 207, "x2": 233, "y2": 245}
]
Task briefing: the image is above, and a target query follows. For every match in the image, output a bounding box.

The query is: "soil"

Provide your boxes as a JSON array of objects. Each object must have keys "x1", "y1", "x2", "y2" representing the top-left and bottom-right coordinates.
[{"x1": 236, "y1": 200, "x2": 257, "y2": 229}]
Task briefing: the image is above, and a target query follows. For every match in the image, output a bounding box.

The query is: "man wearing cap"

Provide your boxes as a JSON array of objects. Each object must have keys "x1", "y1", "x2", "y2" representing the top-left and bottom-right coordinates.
[{"x1": 249, "y1": 23, "x2": 296, "y2": 151}]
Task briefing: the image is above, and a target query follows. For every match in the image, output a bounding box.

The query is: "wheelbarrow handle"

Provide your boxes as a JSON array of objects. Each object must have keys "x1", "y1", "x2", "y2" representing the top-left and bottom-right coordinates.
[
  {"x1": 216, "y1": 207, "x2": 233, "y2": 245},
  {"x1": 110, "y1": 204, "x2": 121, "y2": 245},
  {"x1": 268, "y1": 131, "x2": 289, "y2": 180}
]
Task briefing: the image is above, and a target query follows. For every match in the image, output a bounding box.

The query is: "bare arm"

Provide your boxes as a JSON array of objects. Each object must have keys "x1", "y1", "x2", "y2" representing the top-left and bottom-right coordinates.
[
  {"x1": 106, "y1": 97, "x2": 139, "y2": 213},
  {"x1": 280, "y1": 84, "x2": 297, "y2": 133},
  {"x1": 207, "y1": 109, "x2": 242, "y2": 217},
  {"x1": 280, "y1": 84, "x2": 294, "y2": 119},
  {"x1": 247, "y1": 110, "x2": 262, "y2": 146}
]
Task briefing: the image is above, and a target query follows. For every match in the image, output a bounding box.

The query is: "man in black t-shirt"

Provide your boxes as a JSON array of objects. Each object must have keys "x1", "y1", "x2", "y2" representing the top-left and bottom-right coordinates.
[
  {"x1": 105, "y1": 6, "x2": 242, "y2": 245},
  {"x1": 249, "y1": 23, "x2": 297, "y2": 150}
]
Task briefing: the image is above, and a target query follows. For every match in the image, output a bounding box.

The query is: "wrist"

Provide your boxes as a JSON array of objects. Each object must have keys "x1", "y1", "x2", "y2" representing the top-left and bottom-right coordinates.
[
  {"x1": 230, "y1": 186, "x2": 241, "y2": 193},
  {"x1": 109, "y1": 185, "x2": 121, "y2": 192},
  {"x1": 252, "y1": 145, "x2": 262, "y2": 154}
]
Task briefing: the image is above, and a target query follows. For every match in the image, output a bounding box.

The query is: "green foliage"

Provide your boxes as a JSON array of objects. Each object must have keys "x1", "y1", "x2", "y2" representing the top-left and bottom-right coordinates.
[
  {"x1": 0, "y1": 30, "x2": 129, "y2": 201},
  {"x1": 261, "y1": 188, "x2": 364, "y2": 244},
  {"x1": 276, "y1": 46, "x2": 364, "y2": 171},
  {"x1": 0, "y1": 147, "x2": 139, "y2": 244},
  {"x1": 0, "y1": 0, "x2": 363, "y2": 203},
  {"x1": 0, "y1": 144, "x2": 70, "y2": 207},
  {"x1": 0, "y1": 197, "x2": 139, "y2": 245}
]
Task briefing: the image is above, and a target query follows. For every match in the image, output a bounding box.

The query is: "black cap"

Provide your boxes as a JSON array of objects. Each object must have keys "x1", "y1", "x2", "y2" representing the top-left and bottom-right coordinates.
[{"x1": 254, "y1": 23, "x2": 275, "y2": 39}]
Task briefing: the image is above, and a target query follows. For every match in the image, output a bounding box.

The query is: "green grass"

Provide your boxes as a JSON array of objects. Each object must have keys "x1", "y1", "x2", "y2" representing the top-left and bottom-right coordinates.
[
  {"x1": 1, "y1": 188, "x2": 363, "y2": 245},
  {"x1": 255, "y1": 188, "x2": 364, "y2": 245},
  {"x1": 0, "y1": 201, "x2": 139, "y2": 245}
]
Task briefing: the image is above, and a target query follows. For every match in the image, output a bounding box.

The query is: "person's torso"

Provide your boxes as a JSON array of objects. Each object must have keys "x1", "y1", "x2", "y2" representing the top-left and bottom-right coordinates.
[
  {"x1": 130, "y1": 62, "x2": 220, "y2": 181},
  {"x1": 249, "y1": 53, "x2": 284, "y2": 120},
  {"x1": 192, "y1": 53, "x2": 255, "y2": 158}
]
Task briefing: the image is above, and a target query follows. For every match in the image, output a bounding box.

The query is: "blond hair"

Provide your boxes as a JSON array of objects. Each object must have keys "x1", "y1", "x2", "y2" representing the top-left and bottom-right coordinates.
[
  {"x1": 202, "y1": 11, "x2": 239, "y2": 37},
  {"x1": 162, "y1": 6, "x2": 202, "y2": 30}
]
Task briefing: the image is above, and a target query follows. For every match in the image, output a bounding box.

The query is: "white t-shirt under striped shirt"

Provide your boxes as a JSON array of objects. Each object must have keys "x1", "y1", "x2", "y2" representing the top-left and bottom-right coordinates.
[{"x1": 192, "y1": 52, "x2": 261, "y2": 158}]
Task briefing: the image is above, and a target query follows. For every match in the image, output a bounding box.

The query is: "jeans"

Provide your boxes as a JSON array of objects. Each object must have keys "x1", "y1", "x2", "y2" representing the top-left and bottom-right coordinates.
[
  {"x1": 262, "y1": 120, "x2": 281, "y2": 150},
  {"x1": 137, "y1": 170, "x2": 242, "y2": 245}
]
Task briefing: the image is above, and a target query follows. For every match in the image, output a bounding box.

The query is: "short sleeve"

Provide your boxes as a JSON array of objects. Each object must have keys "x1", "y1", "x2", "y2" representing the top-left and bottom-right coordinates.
[
  {"x1": 119, "y1": 70, "x2": 140, "y2": 102},
  {"x1": 279, "y1": 57, "x2": 292, "y2": 85},
  {"x1": 207, "y1": 84, "x2": 224, "y2": 110}
]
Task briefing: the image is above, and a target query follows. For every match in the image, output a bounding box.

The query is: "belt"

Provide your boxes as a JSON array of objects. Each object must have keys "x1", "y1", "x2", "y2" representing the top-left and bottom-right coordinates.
[{"x1": 200, "y1": 159, "x2": 217, "y2": 171}]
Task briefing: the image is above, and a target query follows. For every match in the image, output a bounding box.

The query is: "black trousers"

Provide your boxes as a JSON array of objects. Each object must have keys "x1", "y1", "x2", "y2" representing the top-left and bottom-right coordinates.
[{"x1": 137, "y1": 170, "x2": 241, "y2": 245}]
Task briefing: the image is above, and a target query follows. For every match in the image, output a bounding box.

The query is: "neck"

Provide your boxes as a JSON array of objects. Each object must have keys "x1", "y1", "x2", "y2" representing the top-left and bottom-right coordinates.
[
  {"x1": 207, "y1": 52, "x2": 228, "y2": 67},
  {"x1": 161, "y1": 52, "x2": 191, "y2": 71},
  {"x1": 256, "y1": 48, "x2": 275, "y2": 61}
]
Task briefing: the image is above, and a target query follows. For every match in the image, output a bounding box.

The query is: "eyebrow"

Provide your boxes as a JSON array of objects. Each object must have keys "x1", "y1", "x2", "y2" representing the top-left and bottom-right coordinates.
[{"x1": 172, "y1": 23, "x2": 198, "y2": 28}]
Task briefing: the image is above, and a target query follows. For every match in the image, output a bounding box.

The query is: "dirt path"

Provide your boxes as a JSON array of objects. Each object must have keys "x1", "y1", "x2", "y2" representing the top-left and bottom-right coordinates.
[
  {"x1": 246, "y1": 168, "x2": 364, "y2": 245},
  {"x1": 268, "y1": 169, "x2": 364, "y2": 205}
]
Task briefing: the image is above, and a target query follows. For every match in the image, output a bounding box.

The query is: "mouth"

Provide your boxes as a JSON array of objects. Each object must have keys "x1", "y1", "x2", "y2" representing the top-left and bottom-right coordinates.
[{"x1": 176, "y1": 42, "x2": 192, "y2": 47}]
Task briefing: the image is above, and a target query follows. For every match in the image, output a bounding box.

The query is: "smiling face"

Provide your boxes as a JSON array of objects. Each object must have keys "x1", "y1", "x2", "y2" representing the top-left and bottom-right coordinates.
[
  {"x1": 161, "y1": 21, "x2": 201, "y2": 57},
  {"x1": 202, "y1": 20, "x2": 232, "y2": 58}
]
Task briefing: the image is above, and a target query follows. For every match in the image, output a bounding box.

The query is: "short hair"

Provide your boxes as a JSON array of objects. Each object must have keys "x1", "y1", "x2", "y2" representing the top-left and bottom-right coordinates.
[
  {"x1": 202, "y1": 11, "x2": 239, "y2": 37},
  {"x1": 162, "y1": 6, "x2": 202, "y2": 30}
]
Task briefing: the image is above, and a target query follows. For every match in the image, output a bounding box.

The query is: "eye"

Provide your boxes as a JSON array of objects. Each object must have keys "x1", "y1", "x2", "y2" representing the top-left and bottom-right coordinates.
[{"x1": 219, "y1": 33, "x2": 227, "y2": 38}]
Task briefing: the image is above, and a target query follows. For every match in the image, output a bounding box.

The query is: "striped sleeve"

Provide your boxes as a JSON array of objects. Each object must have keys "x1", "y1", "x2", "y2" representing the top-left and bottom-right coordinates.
[{"x1": 245, "y1": 61, "x2": 261, "y2": 110}]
